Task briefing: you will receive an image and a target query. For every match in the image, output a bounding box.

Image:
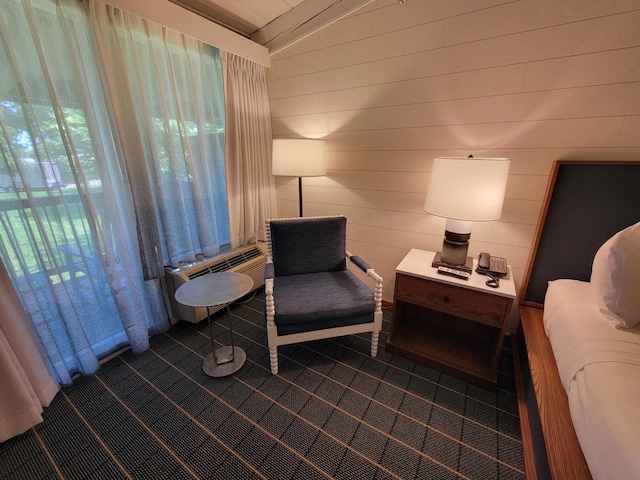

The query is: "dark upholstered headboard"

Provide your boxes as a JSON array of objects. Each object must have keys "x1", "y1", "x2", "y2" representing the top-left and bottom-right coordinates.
[{"x1": 520, "y1": 161, "x2": 640, "y2": 308}]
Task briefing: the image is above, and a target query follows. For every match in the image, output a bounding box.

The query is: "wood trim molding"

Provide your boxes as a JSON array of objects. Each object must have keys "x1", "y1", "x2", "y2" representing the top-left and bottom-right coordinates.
[
  {"x1": 519, "y1": 306, "x2": 592, "y2": 480},
  {"x1": 252, "y1": 0, "x2": 375, "y2": 54},
  {"x1": 518, "y1": 162, "x2": 561, "y2": 309},
  {"x1": 511, "y1": 333, "x2": 538, "y2": 480},
  {"x1": 104, "y1": 0, "x2": 270, "y2": 67}
]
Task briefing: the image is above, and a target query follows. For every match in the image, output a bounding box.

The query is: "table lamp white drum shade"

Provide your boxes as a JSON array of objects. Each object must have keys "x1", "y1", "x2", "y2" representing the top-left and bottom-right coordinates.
[
  {"x1": 272, "y1": 139, "x2": 326, "y2": 177},
  {"x1": 424, "y1": 156, "x2": 510, "y2": 268},
  {"x1": 424, "y1": 157, "x2": 510, "y2": 221}
]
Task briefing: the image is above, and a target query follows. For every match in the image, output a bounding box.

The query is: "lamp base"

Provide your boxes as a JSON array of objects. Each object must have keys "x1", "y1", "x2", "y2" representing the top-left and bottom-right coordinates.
[{"x1": 431, "y1": 252, "x2": 473, "y2": 273}]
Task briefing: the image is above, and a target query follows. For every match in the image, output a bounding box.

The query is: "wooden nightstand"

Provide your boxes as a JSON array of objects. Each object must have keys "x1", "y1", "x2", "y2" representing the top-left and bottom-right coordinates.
[{"x1": 387, "y1": 249, "x2": 516, "y2": 389}]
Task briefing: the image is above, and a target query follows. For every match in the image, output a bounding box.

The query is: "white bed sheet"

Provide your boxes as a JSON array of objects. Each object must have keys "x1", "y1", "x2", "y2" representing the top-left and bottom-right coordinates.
[{"x1": 543, "y1": 280, "x2": 640, "y2": 480}]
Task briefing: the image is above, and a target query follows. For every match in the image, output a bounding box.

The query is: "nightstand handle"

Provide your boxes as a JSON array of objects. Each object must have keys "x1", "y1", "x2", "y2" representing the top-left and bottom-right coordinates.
[{"x1": 443, "y1": 296, "x2": 450, "y2": 303}]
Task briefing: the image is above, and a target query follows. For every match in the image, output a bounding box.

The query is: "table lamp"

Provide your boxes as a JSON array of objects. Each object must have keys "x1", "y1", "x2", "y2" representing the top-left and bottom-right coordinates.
[
  {"x1": 272, "y1": 138, "x2": 326, "y2": 217},
  {"x1": 424, "y1": 156, "x2": 510, "y2": 272}
]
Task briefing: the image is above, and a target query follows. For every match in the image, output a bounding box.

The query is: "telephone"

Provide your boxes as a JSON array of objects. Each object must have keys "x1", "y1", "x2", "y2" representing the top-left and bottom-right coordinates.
[
  {"x1": 477, "y1": 252, "x2": 507, "y2": 276},
  {"x1": 476, "y1": 252, "x2": 507, "y2": 288}
]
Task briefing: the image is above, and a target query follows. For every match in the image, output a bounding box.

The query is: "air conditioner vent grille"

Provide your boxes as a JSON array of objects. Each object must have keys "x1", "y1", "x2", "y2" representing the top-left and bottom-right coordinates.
[
  {"x1": 164, "y1": 243, "x2": 266, "y2": 324},
  {"x1": 226, "y1": 253, "x2": 246, "y2": 269},
  {"x1": 187, "y1": 246, "x2": 261, "y2": 280},
  {"x1": 188, "y1": 268, "x2": 211, "y2": 280},
  {"x1": 209, "y1": 261, "x2": 231, "y2": 274},
  {"x1": 243, "y1": 247, "x2": 262, "y2": 261}
]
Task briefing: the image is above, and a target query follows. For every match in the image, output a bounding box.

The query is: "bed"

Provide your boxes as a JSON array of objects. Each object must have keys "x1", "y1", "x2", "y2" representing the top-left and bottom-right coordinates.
[{"x1": 515, "y1": 161, "x2": 640, "y2": 480}]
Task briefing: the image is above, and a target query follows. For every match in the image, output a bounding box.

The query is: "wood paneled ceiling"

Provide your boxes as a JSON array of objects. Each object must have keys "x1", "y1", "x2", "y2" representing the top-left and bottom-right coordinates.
[{"x1": 169, "y1": 0, "x2": 374, "y2": 53}]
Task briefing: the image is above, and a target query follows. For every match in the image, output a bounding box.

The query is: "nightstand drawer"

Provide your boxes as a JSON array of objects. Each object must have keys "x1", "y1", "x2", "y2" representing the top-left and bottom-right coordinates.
[{"x1": 395, "y1": 273, "x2": 508, "y2": 327}]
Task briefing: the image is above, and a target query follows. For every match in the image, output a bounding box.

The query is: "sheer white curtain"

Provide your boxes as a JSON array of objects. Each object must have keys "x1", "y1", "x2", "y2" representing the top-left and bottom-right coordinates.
[
  {"x1": 89, "y1": 3, "x2": 230, "y2": 271},
  {"x1": 0, "y1": 0, "x2": 167, "y2": 384},
  {"x1": 0, "y1": 259, "x2": 59, "y2": 442},
  {"x1": 1, "y1": 0, "x2": 266, "y2": 413},
  {"x1": 222, "y1": 51, "x2": 277, "y2": 246}
]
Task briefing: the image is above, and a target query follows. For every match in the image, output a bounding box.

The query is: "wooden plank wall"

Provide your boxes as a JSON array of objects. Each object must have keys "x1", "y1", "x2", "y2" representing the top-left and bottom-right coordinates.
[{"x1": 267, "y1": 0, "x2": 640, "y2": 327}]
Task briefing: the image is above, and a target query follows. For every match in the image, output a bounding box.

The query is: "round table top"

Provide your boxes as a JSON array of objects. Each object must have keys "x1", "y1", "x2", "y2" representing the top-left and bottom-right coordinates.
[{"x1": 174, "y1": 272, "x2": 254, "y2": 308}]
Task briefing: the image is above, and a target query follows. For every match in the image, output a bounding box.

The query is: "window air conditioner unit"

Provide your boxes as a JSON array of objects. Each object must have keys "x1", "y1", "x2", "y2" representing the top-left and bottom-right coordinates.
[{"x1": 163, "y1": 242, "x2": 266, "y2": 324}]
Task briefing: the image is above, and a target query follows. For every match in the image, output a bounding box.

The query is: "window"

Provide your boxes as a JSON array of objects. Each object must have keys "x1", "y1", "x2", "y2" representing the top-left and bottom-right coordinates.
[{"x1": 0, "y1": 0, "x2": 229, "y2": 382}]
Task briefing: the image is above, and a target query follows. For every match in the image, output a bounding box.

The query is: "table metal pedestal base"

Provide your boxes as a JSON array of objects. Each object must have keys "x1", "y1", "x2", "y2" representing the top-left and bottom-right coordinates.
[
  {"x1": 203, "y1": 346, "x2": 246, "y2": 377},
  {"x1": 174, "y1": 272, "x2": 253, "y2": 379}
]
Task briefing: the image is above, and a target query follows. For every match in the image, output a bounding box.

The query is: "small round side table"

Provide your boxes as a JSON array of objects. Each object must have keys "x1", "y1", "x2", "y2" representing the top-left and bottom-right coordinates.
[{"x1": 174, "y1": 271, "x2": 253, "y2": 377}]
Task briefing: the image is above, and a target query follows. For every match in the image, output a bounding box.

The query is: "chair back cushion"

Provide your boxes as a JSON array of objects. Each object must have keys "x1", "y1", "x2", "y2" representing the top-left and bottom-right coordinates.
[{"x1": 269, "y1": 216, "x2": 347, "y2": 276}]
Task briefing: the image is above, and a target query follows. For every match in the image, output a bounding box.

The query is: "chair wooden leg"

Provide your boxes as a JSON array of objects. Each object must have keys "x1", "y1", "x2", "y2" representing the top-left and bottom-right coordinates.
[
  {"x1": 370, "y1": 331, "x2": 380, "y2": 358},
  {"x1": 269, "y1": 346, "x2": 279, "y2": 374}
]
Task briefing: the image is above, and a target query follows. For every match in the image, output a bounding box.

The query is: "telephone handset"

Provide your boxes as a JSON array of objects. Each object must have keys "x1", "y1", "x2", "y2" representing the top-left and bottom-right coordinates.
[{"x1": 476, "y1": 252, "x2": 507, "y2": 288}]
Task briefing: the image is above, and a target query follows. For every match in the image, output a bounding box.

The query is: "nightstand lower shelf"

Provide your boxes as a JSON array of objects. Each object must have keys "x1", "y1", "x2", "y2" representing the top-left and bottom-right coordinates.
[{"x1": 387, "y1": 302, "x2": 501, "y2": 388}]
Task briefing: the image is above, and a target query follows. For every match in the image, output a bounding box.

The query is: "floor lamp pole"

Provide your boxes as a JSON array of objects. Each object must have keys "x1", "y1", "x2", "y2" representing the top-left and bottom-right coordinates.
[{"x1": 298, "y1": 176, "x2": 303, "y2": 217}]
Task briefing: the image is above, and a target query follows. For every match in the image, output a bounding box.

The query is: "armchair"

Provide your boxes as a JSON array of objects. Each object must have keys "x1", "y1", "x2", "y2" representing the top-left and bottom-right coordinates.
[{"x1": 264, "y1": 215, "x2": 383, "y2": 374}]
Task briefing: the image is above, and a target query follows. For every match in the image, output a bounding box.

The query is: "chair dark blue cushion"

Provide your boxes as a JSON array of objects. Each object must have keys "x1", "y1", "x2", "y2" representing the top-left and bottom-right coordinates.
[{"x1": 273, "y1": 270, "x2": 375, "y2": 335}]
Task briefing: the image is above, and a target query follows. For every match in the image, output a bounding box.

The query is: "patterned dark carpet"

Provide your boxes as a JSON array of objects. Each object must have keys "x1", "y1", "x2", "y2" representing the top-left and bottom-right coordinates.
[{"x1": 1, "y1": 288, "x2": 524, "y2": 479}]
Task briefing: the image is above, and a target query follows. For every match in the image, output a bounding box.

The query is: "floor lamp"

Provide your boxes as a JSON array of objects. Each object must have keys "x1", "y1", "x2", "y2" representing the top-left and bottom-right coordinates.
[
  {"x1": 272, "y1": 138, "x2": 326, "y2": 217},
  {"x1": 424, "y1": 156, "x2": 510, "y2": 272}
]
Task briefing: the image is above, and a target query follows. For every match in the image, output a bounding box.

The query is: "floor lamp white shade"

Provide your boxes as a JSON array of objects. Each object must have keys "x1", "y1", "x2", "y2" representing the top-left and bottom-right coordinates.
[
  {"x1": 424, "y1": 156, "x2": 510, "y2": 267},
  {"x1": 272, "y1": 139, "x2": 326, "y2": 216}
]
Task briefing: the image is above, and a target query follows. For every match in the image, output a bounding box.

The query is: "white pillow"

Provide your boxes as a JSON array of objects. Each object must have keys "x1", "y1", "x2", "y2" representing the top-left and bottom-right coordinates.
[{"x1": 591, "y1": 221, "x2": 640, "y2": 328}]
